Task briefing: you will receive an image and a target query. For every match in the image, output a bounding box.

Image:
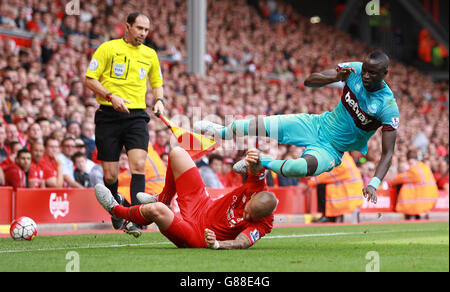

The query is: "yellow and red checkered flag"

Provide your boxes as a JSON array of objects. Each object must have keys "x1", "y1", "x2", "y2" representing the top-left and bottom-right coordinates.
[{"x1": 156, "y1": 112, "x2": 217, "y2": 160}]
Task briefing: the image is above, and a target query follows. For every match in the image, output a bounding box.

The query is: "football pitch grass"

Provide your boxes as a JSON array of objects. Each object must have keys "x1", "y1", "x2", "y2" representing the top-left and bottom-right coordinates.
[{"x1": 0, "y1": 221, "x2": 448, "y2": 272}]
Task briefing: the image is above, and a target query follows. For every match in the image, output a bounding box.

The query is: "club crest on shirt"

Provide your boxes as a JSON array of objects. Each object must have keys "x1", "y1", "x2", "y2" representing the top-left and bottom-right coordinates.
[
  {"x1": 391, "y1": 117, "x2": 400, "y2": 129},
  {"x1": 88, "y1": 58, "x2": 99, "y2": 71},
  {"x1": 250, "y1": 229, "x2": 260, "y2": 243},
  {"x1": 113, "y1": 63, "x2": 126, "y2": 77},
  {"x1": 139, "y1": 68, "x2": 147, "y2": 80},
  {"x1": 368, "y1": 103, "x2": 378, "y2": 114}
]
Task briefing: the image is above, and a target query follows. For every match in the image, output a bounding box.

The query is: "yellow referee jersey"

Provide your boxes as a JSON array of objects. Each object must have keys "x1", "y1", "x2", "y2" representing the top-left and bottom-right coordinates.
[{"x1": 85, "y1": 38, "x2": 163, "y2": 109}]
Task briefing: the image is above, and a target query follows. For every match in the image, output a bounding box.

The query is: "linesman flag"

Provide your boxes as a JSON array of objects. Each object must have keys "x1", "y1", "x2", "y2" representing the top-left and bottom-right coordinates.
[{"x1": 156, "y1": 112, "x2": 217, "y2": 160}]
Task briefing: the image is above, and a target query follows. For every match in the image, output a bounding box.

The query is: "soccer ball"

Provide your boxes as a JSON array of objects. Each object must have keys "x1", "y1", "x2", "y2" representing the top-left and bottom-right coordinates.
[{"x1": 10, "y1": 217, "x2": 38, "y2": 241}]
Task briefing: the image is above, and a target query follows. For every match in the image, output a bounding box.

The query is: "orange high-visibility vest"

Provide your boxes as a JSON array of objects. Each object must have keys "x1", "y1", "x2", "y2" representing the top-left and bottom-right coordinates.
[
  {"x1": 309, "y1": 153, "x2": 364, "y2": 217},
  {"x1": 118, "y1": 144, "x2": 167, "y2": 204},
  {"x1": 391, "y1": 161, "x2": 438, "y2": 215}
]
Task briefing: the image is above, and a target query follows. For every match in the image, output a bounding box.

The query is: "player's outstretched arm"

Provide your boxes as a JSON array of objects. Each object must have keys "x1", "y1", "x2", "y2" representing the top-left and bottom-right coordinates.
[
  {"x1": 304, "y1": 67, "x2": 356, "y2": 88},
  {"x1": 363, "y1": 130, "x2": 397, "y2": 204},
  {"x1": 205, "y1": 229, "x2": 252, "y2": 250}
]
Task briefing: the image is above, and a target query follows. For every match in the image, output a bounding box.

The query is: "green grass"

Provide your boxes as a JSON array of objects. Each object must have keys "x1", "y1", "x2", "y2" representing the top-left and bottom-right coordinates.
[{"x1": 0, "y1": 222, "x2": 448, "y2": 272}]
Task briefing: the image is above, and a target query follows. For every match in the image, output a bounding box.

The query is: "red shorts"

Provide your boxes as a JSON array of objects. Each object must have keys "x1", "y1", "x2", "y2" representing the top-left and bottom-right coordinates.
[{"x1": 160, "y1": 167, "x2": 211, "y2": 248}]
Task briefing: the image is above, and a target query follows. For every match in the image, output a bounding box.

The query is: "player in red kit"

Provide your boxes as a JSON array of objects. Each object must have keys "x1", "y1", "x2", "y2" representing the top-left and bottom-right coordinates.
[{"x1": 95, "y1": 147, "x2": 277, "y2": 249}]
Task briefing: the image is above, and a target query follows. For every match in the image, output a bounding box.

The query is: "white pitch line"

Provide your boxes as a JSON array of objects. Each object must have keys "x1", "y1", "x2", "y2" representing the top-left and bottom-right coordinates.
[
  {"x1": 264, "y1": 227, "x2": 448, "y2": 240},
  {"x1": 0, "y1": 241, "x2": 173, "y2": 254},
  {"x1": 0, "y1": 227, "x2": 447, "y2": 254}
]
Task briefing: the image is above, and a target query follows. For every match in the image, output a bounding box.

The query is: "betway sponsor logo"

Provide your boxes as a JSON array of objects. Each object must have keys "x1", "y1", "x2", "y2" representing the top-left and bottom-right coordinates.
[
  {"x1": 341, "y1": 86, "x2": 381, "y2": 132},
  {"x1": 344, "y1": 92, "x2": 372, "y2": 126},
  {"x1": 49, "y1": 193, "x2": 70, "y2": 219}
]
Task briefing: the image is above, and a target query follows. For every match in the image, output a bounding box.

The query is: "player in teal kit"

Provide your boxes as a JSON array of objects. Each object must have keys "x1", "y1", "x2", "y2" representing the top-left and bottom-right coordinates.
[{"x1": 195, "y1": 51, "x2": 399, "y2": 204}]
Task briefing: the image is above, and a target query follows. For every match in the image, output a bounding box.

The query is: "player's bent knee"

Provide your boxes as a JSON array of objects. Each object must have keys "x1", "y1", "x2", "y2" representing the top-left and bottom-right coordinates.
[
  {"x1": 141, "y1": 202, "x2": 173, "y2": 230},
  {"x1": 141, "y1": 202, "x2": 168, "y2": 219},
  {"x1": 169, "y1": 146, "x2": 188, "y2": 160}
]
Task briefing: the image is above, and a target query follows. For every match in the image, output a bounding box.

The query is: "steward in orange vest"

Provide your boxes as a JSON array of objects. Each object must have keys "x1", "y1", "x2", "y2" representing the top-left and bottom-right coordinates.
[
  {"x1": 118, "y1": 144, "x2": 166, "y2": 204},
  {"x1": 389, "y1": 150, "x2": 438, "y2": 218},
  {"x1": 309, "y1": 152, "x2": 364, "y2": 221}
]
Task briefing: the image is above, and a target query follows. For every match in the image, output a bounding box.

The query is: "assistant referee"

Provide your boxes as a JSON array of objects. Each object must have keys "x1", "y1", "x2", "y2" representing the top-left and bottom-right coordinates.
[{"x1": 84, "y1": 12, "x2": 165, "y2": 237}]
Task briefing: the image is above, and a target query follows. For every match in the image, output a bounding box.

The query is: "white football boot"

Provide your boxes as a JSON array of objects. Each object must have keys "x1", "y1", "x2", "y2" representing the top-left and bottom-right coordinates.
[
  {"x1": 94, "y1": 184, "x2": 119, "y2": 215},
  {"x1": 136, "y1": 192, "x2": 158, "y2": 204},
  {"x1": 193, "y1": 120, "x2": 228, "y2": 139}
]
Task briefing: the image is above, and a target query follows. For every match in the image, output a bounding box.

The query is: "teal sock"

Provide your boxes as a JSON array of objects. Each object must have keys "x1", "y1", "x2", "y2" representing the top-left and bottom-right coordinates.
[
  {"x1": 265, "y1": 158, "x2": 308, "y2": 178},
  {"x1": 221, "y1": 120, "x2": 250, "y2": 139}
]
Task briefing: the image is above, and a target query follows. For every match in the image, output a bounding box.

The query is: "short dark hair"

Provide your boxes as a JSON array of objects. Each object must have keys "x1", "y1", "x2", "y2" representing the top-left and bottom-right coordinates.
[
  {"x1": 126, "y1": 12, "x2": 149, "y2": 26},
  {"x1": 35, "y1": 117, "x2": 49, "y2": 124},
  {"x1": 407, "y1": 149, "x2": 419, "y2": 160},
  {"x1": 208, "y1": 154, "x2": 223, "y2": 165},
  {"x1": 367, "y1": 50, "x2": 390, "y2": 69},
  {"x1": 17, "y1": 149, "x2": 30, "y2": 158},
  {"x1": 9, "y1": 141, "x2": 23, "y2": 150},
  {"x1": 61, "y1": 136, "x2": 75, "y2": 146},
  {"x1": 72, "y1": 151, "x2": 86, "y2": 163},
  {"x1": 44, "y1": 136, "x2": 58, "y2": 147}
]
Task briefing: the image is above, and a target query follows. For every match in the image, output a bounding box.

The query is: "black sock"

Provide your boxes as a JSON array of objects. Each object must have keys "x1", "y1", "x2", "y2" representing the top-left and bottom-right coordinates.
[
  {"x1": 104, "y1": 179, "x2": 119, "y2": 202},
  {"x1": 130, "y1": 174, "x2": 145, "y2": 206}
]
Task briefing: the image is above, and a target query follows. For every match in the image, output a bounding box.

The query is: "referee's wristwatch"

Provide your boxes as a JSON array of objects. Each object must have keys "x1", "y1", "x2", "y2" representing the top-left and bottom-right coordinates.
[
  {"x1": 105, "y1": 92, "x2": 113, "y2": 102},
  {"x1": 155, "y1": 97, "x2": 165, "y2": 105}
]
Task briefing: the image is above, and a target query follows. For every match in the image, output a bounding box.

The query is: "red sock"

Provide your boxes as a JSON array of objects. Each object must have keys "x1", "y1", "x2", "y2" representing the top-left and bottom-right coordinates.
[
  {"x1": 112, "y1": 205, "x2": 152, "y2": 226},
  {"x1": 158, "y1": 160, "x2": 177, "y2": 206}
]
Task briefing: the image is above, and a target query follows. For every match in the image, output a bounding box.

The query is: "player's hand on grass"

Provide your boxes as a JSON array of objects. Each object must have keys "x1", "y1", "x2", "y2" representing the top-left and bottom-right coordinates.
[
  {"x1": 363, "y1": 185, "x2": 377, "y2": 204},
  {"x1": 110, "y1": 94, "x2": 130, "y2": 114},
  {"x1": 204, "y1": 228, "x2": 219, "y2": 249},
  {"x1": 337, "y1": 67, "x2": 356, "y2": 81}
]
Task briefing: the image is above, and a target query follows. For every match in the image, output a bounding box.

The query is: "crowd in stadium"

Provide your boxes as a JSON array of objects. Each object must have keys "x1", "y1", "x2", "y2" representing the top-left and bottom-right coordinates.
[{"x1": 0, "y1": 0, "x2": 448, "y2": 192}]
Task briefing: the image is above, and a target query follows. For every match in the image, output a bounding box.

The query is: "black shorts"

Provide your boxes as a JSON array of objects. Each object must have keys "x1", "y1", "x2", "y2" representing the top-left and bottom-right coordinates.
[{"x1": 95, "y1": 105, "x2": 150, "y2": 162}]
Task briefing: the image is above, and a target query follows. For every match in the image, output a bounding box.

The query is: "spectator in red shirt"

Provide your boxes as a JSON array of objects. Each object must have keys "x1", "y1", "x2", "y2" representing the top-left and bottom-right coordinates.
[
  {"x1": 219, "y1": 157, "x2": 243, "y2": 188},
  {"x1": 153, "y1": 129, "x2": 170, "y2": 156},
  {"x1": 0, "y1": 141, "x2": 23, "y2": 171},
  {"x1": 4, "y1": 149, "x2": 32, "y2": 189},
  {"x1": 28, "y1": 141, "x2": 60, "y2": 188},
  {"x1": 28, "y1": 141, "x2": 46, "y2": 188},
  {"x1": 0, "y1": 166, "x2": 4, "y2": 186},
  {"x1": 25, "y1": 122, "x2": 43, "y2": 151},
  {"x1": 39, "y1": 137, "x2": 63, "y2": 188},
  {"x1": 26, "y1": 11, "x2": 42, "y2": 33},
  {"x1": 434, "y1": 159, "x2": 449, "y2": 191},
  {"x1": 0, "y1": 124, "x2": 8, "y2": 163}
]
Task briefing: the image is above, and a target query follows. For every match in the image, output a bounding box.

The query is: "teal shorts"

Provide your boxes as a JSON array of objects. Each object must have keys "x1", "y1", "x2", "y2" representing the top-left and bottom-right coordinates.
[{"x1": 263, "y1": 113, "x2": 343, "y2": 175}]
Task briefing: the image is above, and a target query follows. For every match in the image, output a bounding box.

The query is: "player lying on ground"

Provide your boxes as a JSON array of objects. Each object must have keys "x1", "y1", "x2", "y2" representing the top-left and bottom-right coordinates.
[
  {"x1": 95, "y1": 147, "x2": 277, "y2": 249},
  {"x1": 195, "y1": 50, "x2": 399, "y2": 204}
]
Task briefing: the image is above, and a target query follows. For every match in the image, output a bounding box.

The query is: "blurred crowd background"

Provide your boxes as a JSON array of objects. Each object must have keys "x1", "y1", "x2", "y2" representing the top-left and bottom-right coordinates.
[{"x1": 0, "y1": 0, "x2": 448, "y2": 192}]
